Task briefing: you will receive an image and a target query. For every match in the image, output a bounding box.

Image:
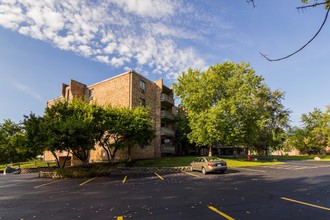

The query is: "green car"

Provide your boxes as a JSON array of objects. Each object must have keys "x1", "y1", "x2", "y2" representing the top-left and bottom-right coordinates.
[{"x1": 189, "y1": 157, "x2": 227, "y2": 174}]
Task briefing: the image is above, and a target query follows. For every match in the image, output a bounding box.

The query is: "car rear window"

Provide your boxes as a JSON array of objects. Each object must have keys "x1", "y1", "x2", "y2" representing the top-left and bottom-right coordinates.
[{"x1": 207, "y1": 157, "x2": 221, "y2": 161}]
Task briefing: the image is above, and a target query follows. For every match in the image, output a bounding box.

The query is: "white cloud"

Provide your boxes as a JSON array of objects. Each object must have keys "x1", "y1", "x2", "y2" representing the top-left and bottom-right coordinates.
[
  {"x1": 111, "y1": 56, "x2": 127, "y2": 67},
  {"x1": 110, "y1": 0, "x2": 175, "y2": 18},
  {"x1": 96, "y1": 55, "x2": 110, "y2": 64},
  {"x1": 78, "y1": 45, "x2": 93, "y2": 57},
  {"x1": 104, "y1": 42, "x2": 117, "y2": 54},
  {"x1": 0, "y1": 4, "x2": 24, "y2": 29},
  {"x1": 0, "y1": 0, "x2": 211, "y2": 79},
  {"x1": 123, "y1": 66, "x2": 132, "y2": 71}
]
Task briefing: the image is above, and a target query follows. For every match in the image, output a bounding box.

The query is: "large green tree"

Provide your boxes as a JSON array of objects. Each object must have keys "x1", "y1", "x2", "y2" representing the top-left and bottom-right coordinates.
[
  {"x1": 301, "y1": 107, "x2": 328, "y2": 153},
  {"x1": 174, "y1": 105, "x2": 194, "y2": 155},
  {"x1": 96, "y1": 106, "x2": 155, "y2": 164},
  {"x1": 0, "y1": 119, "x2": 38, "y2": 163},
  {"x1": 123, "y1": 107, "x2": 155, "y2": 161},
  {"x1": 24, "y1": 99, "x2": 101, "y2": 167},
  {"x1": 22, "y1": 113, "x2": 46, "y2": 159},
  {"x1": 24, "y1": 99, "x2": 155, "y2": 167},
  {"x1": 44, "y1": 99, "x2": 100, "y2": 167},
  {"x1": 253, "y1": 90, "x2": 291, "y2": 154},
  {"x1": 24, "y1": 110, "x2": 70, "y2": 168},
  {"x1": 286, "y1": 107, "x2": 330, "y2": 154},
  {"x1": 174, "y1": 62, "x2": 289, "y2": 155}
]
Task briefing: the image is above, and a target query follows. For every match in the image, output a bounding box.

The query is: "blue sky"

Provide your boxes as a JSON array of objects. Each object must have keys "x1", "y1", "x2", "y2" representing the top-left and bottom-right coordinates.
[{"x1": 0, "y1": 0, "x2": 329, "y2": 126}]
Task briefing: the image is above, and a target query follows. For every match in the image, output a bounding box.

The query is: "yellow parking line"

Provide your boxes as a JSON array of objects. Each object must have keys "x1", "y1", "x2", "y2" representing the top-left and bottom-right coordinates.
[
  {"x1": 117, "y1": 216, "x2": 123, "y2": 220},
  {"x1": 154, "y1": 172, "x2": 164, "y2": 180},
  {"x1": 122, "y1": 176, "x2": 127, "y2": 183},
  {"x1": 79, "y1": 177, "x2": 97, "y2": 186},
  {"x1": 182, "y1": 171, "x2": 201, "y2": 178},
  {"x1": 208, "y1": 205, "x2": 235, "y2": 220},
  {"x1": 34, "y1": 179, "x2": 67, "y2": 189},
  {"x1": 281, "y1": 197, "x2": 330, "y2": 211}
]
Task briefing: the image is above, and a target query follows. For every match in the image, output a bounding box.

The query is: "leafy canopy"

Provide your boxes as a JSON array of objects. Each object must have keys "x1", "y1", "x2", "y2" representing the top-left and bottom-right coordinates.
[{"x1": 174, "y1": 62, "x2": 290, "y2": 154}]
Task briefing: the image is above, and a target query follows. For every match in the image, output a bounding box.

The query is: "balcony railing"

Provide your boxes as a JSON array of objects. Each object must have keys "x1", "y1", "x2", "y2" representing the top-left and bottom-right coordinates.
[
  {"x1": 161, "y1": 110, "x2": 174, "y2": 121},
  {"x1": 161, "y1": 145, "x2": 175, "y2": 153},
  {"x1": 161, "y1": 93, "x2": 174, "y2": 106},
  {"x1": 161, "y1": 127, "x2": 175, "y2": 137}
]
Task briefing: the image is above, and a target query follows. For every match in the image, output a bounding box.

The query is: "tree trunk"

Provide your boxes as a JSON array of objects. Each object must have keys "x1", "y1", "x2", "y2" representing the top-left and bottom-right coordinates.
[
  {"x1": 82, "y1": 150, "x2": 90, "y2": 167},
  {"x1": 109, "y1": 148, "x2": 118, "y2": 165},
  {"x1": 51, "y1": 151, "x2": 60, "y2": 168},
  {"x1": 71, "y1": 149, "x2": 88, "y2": 167},
  {"x1": 208, "y1": 144, "x2": 212, "y2": 157},
  {"x1": 61, "y1": 149, "x2": 71, "y2": 168},
  {"x1": 104, "y1": 148, "x2": 112, "y2": 165}
]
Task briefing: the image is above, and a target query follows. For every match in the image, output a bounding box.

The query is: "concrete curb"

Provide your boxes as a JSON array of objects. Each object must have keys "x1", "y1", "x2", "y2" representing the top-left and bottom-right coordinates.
[
  {"x1": 39, "y1": 166, "x2": 191, "y2": 178},
  {"x1": 1, "y1": 167, "x2": 56, "y2": 174},
  {"x1": 21, "y1": 167, "x2": 56, "y2": 174},
  {"x1": 112, "y1": 166, "x2": 190, "y2": 175}
]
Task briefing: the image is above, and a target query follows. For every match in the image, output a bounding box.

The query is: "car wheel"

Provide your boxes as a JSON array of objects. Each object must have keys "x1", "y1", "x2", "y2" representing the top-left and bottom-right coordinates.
[{"x1": 202, "y1": 167, "x2": 207, "y2": 175}]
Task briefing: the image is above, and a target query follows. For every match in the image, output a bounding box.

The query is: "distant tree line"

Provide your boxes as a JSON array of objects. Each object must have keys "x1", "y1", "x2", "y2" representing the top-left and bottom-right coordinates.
[
  {"x1": 285, "y1": 107, "x2": 330, "y2": 154},
  {"x1": 0, "y1": 99, "x2": 155, "y2": 167}
]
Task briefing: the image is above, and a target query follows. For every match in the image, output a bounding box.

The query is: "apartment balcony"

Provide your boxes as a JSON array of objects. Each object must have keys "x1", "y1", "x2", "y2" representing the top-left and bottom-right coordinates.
[
  {"x1": 160, "y1": 145, "x2": 175, "y2": 154},
  {"x1": 161, "y1": 127, "x2": 175, "y2": 137},
  {"x1": 161, "y1": 93, "x2": 174, "y2": 107},
  {"x1": 161, "y1": 110, "x2": 175, "y2": 121}
]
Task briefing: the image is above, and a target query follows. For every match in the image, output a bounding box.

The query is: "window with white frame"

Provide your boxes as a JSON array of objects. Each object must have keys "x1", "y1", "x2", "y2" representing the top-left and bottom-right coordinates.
[
  {"x1": 89, "y1": 89, "x2": 94, "y2": 100},
  {"x1": 140, "y1": 80, "x2": 146, "y2": 93}
]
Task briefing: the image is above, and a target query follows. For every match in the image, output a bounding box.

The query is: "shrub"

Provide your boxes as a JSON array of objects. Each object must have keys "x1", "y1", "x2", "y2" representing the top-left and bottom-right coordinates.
[{"x1": 53, "y1": 166, "x2": 110, "y2": 178}]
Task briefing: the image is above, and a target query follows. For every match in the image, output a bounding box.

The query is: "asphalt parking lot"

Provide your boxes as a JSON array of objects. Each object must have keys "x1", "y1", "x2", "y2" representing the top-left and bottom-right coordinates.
[{"x1": 0, "y1": 161, "x2": 329, "y2": 220}]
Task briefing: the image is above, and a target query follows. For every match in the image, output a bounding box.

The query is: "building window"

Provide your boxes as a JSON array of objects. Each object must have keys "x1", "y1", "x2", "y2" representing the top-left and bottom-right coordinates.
[
  {"x1": 89, "y1": 89, "x2": 94, "y2": 100},
  {"x1": 67, "y1": 89, "x2": 70, "y2": 100},
  {"x1": 139, "y1": 98, "x2": 146, "y2": 107},
  {"x1": 140, "y1": 80, "x2": 146, "y2": 93}
]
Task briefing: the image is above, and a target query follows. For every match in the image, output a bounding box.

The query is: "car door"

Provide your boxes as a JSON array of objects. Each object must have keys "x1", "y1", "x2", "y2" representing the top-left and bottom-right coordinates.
[
  {"x1": 192, "y1": 158, "x2": 201, "y2": 171},
  {"x1": 195, "y1": 158, "x2": 205, "y2": 171},
  {"x1": 199, "y1": 158, "x2": 207, "y2": 170}
]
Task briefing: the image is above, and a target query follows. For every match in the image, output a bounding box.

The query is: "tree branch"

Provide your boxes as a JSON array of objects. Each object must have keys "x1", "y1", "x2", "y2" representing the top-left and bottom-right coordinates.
[
  {"x1": 246, "y1": 0, "x2": 256, "y2": 8},
  {"x1": 261, "y1": 7, "x2": 330, "y2": 62},
  {"x1": 297, "y1": 1, "x2": 330, "y2": 10}
]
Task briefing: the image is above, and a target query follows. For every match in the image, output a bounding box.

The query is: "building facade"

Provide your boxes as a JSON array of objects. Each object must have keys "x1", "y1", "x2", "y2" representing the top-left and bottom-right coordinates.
[{"x1": 44, "y1": 70, "x2": 175, "y2": 165}]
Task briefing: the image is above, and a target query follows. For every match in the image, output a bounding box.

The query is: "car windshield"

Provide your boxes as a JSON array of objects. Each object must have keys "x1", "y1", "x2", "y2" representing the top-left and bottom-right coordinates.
[{"x1": 206, "y1": 157, "x2": 221, "y2": 162}]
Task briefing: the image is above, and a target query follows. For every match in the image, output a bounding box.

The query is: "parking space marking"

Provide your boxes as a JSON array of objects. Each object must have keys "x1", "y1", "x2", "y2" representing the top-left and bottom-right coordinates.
[
  {"x1": 265, "y1": 164, "x2": 330, "y2": 171},
  {"x1": 79, "y1": 177, "x2": 97, "y2": 186},
  {"x1": 182, "y1": 171, "x2": 201, "y2": 178},
  {"x1": 237, "y1": 168, "x2": 266, "y2": 172},
  {"x1": 154, "y1": 172, "x2": 164, "y2": 180},
  {"x1": 281, "y1": 197, "x2": 330, "y2": 211},
  {"x1": 34, "y1": 178, "x2": 67, "y2": 189},
  {"x1": 208, "y1": 205, "x2": 235, "y2": 220},
  {"x1": 122, "y1": 176, "x2": 127, "y2": 183}
]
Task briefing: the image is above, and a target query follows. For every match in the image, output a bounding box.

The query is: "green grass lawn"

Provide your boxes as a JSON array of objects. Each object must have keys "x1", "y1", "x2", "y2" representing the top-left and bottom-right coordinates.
[
  {"x1": 0, "y1": 161, "x2": 56, "y2": 170},
  {"x1": 129, "y1": 156, "x2": 284, "y2": 168},
  {"x1": 256, "y1": 155, "x2": 330, "y2": 161},
  {"x1": 2, "y1": 155, "x2": 328, "y2": 171}
]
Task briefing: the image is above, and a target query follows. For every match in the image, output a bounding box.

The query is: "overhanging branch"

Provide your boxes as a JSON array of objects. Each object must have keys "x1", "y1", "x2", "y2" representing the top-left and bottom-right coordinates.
[
  {"x1": 247, "y1": 0, "x2": 256, "y2": 7},
  {"x1": 297, "y1": 1, "x2": 330, "y2": 10},
  {"x1": 261, "y1": 7, "x2": 330, "y2": 62}
]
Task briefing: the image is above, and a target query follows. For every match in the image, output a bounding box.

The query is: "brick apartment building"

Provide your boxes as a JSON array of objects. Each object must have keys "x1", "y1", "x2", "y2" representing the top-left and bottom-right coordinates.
[{"x1": 44, "y1": 70, "x2": 175, "y2": 165}]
